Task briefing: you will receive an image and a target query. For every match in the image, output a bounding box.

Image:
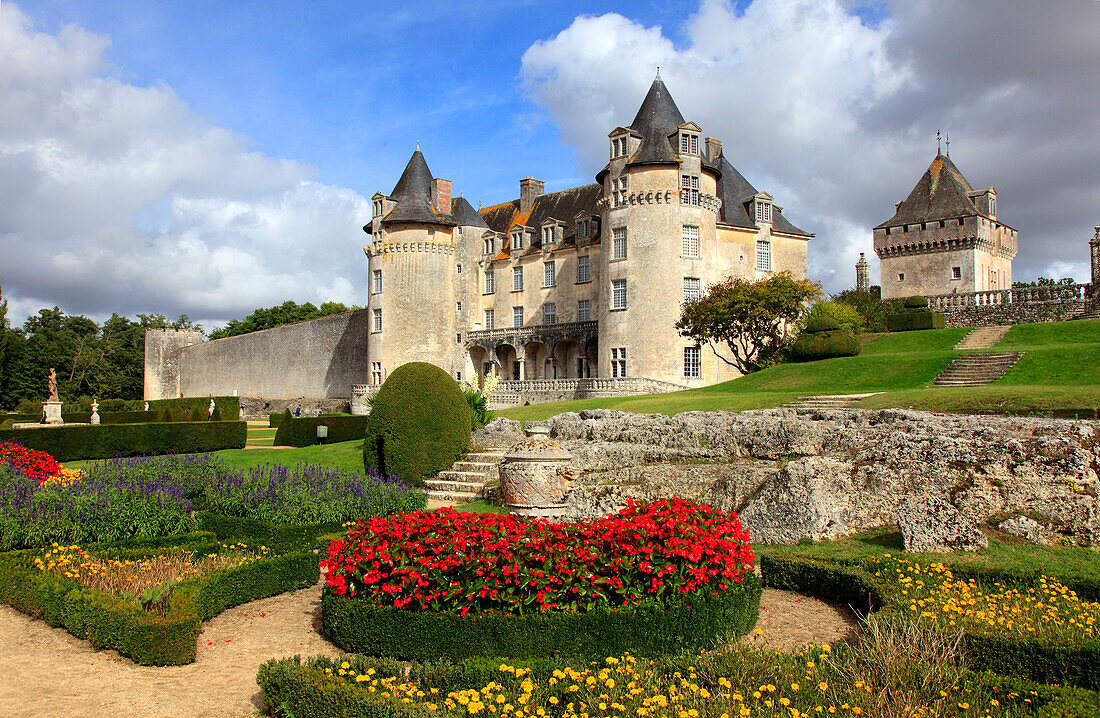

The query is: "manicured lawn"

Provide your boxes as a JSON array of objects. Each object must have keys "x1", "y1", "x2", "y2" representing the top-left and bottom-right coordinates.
[
  {"x1": 66, "y1": 439, "x2": 367, "y2": 473},
  {"x1": 498, "y1": 390, "x2": 796, "y2": 422},
  {"x1": 858, "y1": 326, "x2": 971, "y2": 354},
  {"x1": 855, "y1": 385, "x2": 1100, "y2": 417}
]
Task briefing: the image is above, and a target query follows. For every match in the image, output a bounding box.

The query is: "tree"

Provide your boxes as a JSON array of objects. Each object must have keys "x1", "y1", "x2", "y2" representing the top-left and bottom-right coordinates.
[{"x1": 677, "y1": 272, "x2": 822, "y2": 374}]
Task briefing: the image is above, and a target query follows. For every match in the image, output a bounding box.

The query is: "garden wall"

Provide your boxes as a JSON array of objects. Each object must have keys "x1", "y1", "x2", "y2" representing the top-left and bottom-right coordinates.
[{"x1": 940, "y1": 298, "x2": 1087, "y2": 328}]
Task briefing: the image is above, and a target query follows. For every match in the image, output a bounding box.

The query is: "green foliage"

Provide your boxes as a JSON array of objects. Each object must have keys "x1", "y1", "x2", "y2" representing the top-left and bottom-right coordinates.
[
  {"x1": 788, "y1": 329, "x2": 862, "y2": 362},
  {"x1": 462, "y1": 385, "x2": 493, "y2": 430},
  {"x1": 903, "y1": 295, "x2": 930, "y2": 308},
  {"x1": 196, "y1": 513, "x2": 343, "y2": 553},
  {"x1": 274, "y1": 414, "x2": 371, "y2": 447},
  {"x1": 834, "y1": 288, "x2": 891, "y2": 332},
  {"x1": 363, "y1": 363, "x2": 471, "y2": 486},
  {"x1": 147, "y1": 396, "x2": 240, "y2": 421},
  {"x1": 803, "y1": 300, "x2": 863, "y2": 333},
  {"x1": 677, "y1": 271, "x2": 823, "y2": 374},
  {"x1": 885, "y1": 310, "x2": 946, "y2": 331},
  {"x1": 803, "y1": 315, "x2": 841, "y2": 333},
  {"x1": 0, "y1": 421, "x2": 247, "y2": 461},
  {"x1": 321, "y1": 575, "x2": 761, "y2": 661},
  {"x1": 207, "y1": 300, "x2": 359, "y2": 340},
  {"x1": 0, "y1": 541, "x2": 317, "y2": 665}
]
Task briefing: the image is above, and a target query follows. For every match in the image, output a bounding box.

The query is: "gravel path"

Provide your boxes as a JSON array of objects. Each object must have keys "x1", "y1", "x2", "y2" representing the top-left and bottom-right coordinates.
[{"x1": 0, "y1": 586, "x2": 857, "y2": 717}]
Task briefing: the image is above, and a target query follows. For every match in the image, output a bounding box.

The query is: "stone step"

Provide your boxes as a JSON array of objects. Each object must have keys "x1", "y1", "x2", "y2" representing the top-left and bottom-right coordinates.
[
  {"x1": 425, "y1": 479, "x2": 485, "y2": 493},
  {"x1": 954, "y1": 325, "x2": 1011, "y2": 350},
  {"x1": 932, "y1": 352, "x2": 1022, "y2": 387},
  {"x1": 436, "y1": 470, "x2": 488, "y2": 482},
  {"x1": 453, "y1": 461, "x2": 496, "y2": 473},
  {"x1": 466, "y1": 452, "x2": 506, "y2": 463},
  {"x1": 426, "y1": 489, "x2": 482, "y2": 503}
]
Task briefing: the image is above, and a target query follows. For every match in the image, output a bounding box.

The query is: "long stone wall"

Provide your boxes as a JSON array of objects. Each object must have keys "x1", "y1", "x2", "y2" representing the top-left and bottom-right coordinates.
[
  {"x1": 940, "y1": 298, "x2": 1087, "y2": 328},
  {"x1": 175, "y1": 310, "x2": 370, "y2": 400}
]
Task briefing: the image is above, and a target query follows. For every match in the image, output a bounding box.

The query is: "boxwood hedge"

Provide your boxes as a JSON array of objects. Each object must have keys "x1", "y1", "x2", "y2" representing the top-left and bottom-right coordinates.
[
  {"x1": 0, "y1": 421, "x2": 247, "y2": 461},
  {"x1": 273, "y1": 413, "x2": 371, "y2": 447}
]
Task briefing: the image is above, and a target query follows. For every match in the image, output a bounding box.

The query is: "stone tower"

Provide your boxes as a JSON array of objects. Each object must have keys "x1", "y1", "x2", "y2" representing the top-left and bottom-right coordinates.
[
  {"x1": 1091, "y1": 226, "x2": 1100, "y2": 297},
  {"x1": 873, "y1": 152, "x2": 1017, "y2": 299},
  {"x1": 855, "y1": 252, "x2": 870, "y2": 291}
]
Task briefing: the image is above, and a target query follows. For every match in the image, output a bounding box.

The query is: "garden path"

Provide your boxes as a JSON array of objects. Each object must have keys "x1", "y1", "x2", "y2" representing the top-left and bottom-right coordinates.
[{"x1": 0, "y1": 586, "x2": 857, "y2": 717}]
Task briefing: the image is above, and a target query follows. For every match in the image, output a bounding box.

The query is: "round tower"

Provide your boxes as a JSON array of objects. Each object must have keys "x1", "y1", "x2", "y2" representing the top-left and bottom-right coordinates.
[{"x1": 364, "y1": 148, "x2": 459, "y2": 385}]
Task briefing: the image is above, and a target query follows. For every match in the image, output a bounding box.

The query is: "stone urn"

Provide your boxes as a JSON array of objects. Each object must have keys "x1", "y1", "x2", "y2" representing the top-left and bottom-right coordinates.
[{"x1": 500, "y1": 428, "x2": 575, "y2": 520}]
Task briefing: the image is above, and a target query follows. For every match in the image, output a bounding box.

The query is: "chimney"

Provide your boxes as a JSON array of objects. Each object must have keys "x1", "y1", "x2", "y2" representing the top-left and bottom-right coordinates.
[
  {"x1": 704, "y1": 137, "x2": 723, "y2": 163},
  {"x1": 855, "y1": 252, "x2": 871, "y2": 292},
  {"x1": 431, "y1": 178, "x2": 452, "y2": 214},
  {"x1": 519, "y1": 177, "x2": 545, "y2": 214}
]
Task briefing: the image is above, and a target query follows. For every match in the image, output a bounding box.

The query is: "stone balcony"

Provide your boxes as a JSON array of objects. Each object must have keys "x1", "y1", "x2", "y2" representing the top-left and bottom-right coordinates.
[
  {"x1": 489, "y1": 376, "x2": 688, "y2": 409},
  {"x1": 467, "y1": 320, "x2": 599, "y2": 350}
]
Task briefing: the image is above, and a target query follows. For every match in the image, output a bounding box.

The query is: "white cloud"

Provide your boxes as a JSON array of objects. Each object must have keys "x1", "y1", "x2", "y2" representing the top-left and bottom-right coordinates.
[
  {"x1": 521, "y1": 0, "x2": 1100, "y2": 292},
  {"x1": 0, "y1": 4, "x2": 370, "y2": 328}
]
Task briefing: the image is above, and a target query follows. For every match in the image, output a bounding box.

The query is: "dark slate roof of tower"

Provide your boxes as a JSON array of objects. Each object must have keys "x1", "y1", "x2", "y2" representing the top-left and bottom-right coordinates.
[
  {"x1": 450, "y1": 195, "x2": 489, "y2": 228},
  {"x1": 715, "y1": 156, "x2": 812, "y2": 237},
  {"x1": 626, "y1": 74, "x2": 686, "y2": 169},
  {"x1": 479, "y1": 183, "x2": 603, "y2": 258},
  {"x1": 382, "y1": 148, "x2": 455, "y2": 226},
  {"x1": 875, "y1": 153, "x2": 979, "y2": 229}
]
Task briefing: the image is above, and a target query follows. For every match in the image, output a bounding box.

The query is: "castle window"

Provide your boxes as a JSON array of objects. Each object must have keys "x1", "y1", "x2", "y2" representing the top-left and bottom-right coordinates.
[
  {"x1": 456, "y1": 301, "x2": 462, "y2": 312},
  {"x1": 958, "y1": 218, "x2": 964, "y2": 226},
  {"x1": 683, "y1": 277, "x2": 700, "y2": 303},
  {"x1": 612, "y1": 228, "x2": 627, "y2": 261},
  {"x1": 939, "y1": 220, "x2": 946, "y2": 228},
  {"x1": 372, "y1": 308, "x2": 383, "y2": 332},
  {"x1": 679, "y1": 133, "x2": 699, "y2": 156},
  {"x1": 484, "y1": 237, "x2": 494, "y2": 254},
  {"x1": 544, "y1": 261, "x2": 556, "y2": 287},
  {"x1": 611, "y1": 347, "x2": 627, "y2": 378},
  {"x1": 371, "y1": 362, "x2": 383, "y2": 385},
  {"x1": 680, "y1": 175, "x2": 700, "y2": 206},
  {"x1": 484, "y1": 309, "x2": 494, "y2": 330},
  {"x1": 513, "y1": 306, "x2": 524, "y2": 328},
  {"x1": 456, "y1": 371, "x2": 461, "y2": 381},
  {"x1": 456, "y1": 334, "x2": 462, "y2": 344},
  {"x1": 485, "y1": 270, "x2": 495, "y2": 294},
  {"x1": 578, "y1": 299, "x2": 591, "y2": 322},
  {"x1": 612, "y1": 279, "x2": 627, "y2": 310},
  {"x1": 512, "y1": 230, "x2": 524, "y2": 250},
  {"x1": 371, "y1": 269, "x2": 382, "y2": 294},
  {"x1": 990, "y1": 197, "x2": 996, "y2": 215},
  {"x1": 577, "y1": 219, "x2": 590, "y2": 238},
  {"x1": 952, "y1": 266, "x2": 962, "y2": 280},
  {"x1": 756, "y1": 240, "x2": 771, "y2": 272},
  {"x1": 898, "y1": 273, "x2": 905, "y2": 282},
  {"x1": 755, "y1": 200, "x2": 772, "y2": 224},
  {"x1": 542, "y1": 225, "x2": 554, "y2": 245},
  {"x1": 577, "y1": 255, "x2": 590, "y2": 283},
  {"x1": 373, "y1": 199, "x2": 383, "y2": 217},
  {"x1": 513, "y1": 266, "x2": 524, "y2": 292},
  {"x1": 456, "y1": 263, "x2": 462, "y2": 274},
  {"x1": 682, "y1": 225, "x2": 700, "y2": 257},
  {"x1": 543, "y1": 303, "x2": 556, "y2": 325},
  {"x1": 683, "y1": 346, "x2": 700, "y2": 378}
]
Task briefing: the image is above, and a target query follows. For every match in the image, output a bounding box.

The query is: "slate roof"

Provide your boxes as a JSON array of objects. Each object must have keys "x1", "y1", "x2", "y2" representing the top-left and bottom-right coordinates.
[
  {"x1": 715, "y1": 156, "x2": 812, "y2": 238},
  {"x1": 380, "y1": 148, "x2": 455, "y2": 227},
  {"x1": 875, "y1": 153, "x2": 980, "y2": 229},
  {"x1": 479, "y1": 183, "x2": 603, "y2": 258},
  {"x1": 626, "y1": 74, "x2": 685, "y2": 168},
  {"x1": 450, "y1": 195, "x2": 489, "y2": 228}
]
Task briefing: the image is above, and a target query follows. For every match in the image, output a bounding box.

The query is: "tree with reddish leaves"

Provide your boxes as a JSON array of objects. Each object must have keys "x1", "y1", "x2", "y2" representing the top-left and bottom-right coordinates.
[{"x1": 677, "y1": 271, "x2": 822, "y2": 374}]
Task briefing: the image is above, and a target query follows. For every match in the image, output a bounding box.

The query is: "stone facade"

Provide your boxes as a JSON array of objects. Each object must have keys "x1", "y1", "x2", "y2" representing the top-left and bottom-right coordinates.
[
  {"x1": 874, "y1": 153, "x2": 1017, "y2": 299},
  {"x1": 143, "y1": 329, "x2": 203, "y2": 400},
  {"x1": 363, "y1": 74, "x2": 812, "y2": 390}
]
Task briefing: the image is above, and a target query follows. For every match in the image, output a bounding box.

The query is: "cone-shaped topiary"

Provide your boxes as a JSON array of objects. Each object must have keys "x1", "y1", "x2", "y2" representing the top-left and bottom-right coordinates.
[{"x1": 363, "y1": 362, "x2": 471, "y2": 486}]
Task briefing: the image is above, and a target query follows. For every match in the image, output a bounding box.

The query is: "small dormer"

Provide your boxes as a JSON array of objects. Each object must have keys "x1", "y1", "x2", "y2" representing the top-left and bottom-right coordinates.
[
  {"x1": 371, "y1": 192, "x2": 386, "y2": 218},
  {"x1": 482, "y1": 231, "x2": 498, "y2": 256},
  {"x1": 969, "y1": 187, "x2": 997, "y2": 219},
  {"x1": 752, "y1": 192, "x2": 774, "y2": 226},
  {"x1": 574, "y1": 211, "x2": 594, "y2": 246},
  {"x1": 677, "y1": 122, "x2": 701, "y2": 157},
  {"x1": 540, "y1": 219, "x2": 563, "y2": 249},
  {"x1": 609, "y1": 127, "x2": 633, "y2": 160},
  {"x1": 510, "y1": 226, "x2": 528, "y2": 252}
]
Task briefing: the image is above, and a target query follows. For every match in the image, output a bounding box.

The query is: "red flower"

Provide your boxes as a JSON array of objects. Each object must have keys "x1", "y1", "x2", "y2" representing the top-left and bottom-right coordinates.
[{"x1": 0, "y1": 442, "x2": 62, "y2": 484}]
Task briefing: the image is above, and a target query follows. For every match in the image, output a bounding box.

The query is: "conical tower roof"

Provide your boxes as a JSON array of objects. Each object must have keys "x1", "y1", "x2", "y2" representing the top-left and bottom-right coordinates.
[
  {"x1": 382, "y1": 147, "x2": 455, "y2": 226},
  {"x1": 630, "y1": 72, "x2": 686, "y2": 138},
  {"x1": 875, "y1": 153, "x2": 979, "y2": 229},
  {"x1": 450, "y1": 195, "x2": 489, "y2": 228}
]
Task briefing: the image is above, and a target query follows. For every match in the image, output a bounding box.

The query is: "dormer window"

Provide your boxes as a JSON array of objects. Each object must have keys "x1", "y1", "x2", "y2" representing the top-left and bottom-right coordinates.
[
  {"x1": 577, "y1": 219, "x2": 590, "y2": 238},
  {"x1": 483, "y1": 237, "x2": 494, "y2": 255},
  {"x1": 755, "y1": 199, "x2": 772, "y2": 224},
  {"x1": 373, "y1": 198, "x2": 383, "y2": 217},
  {"x1": 679, "y1": 133, "x2": 700, "y2": 156},
  {"x1": 511, "y1": 230, "x2": 524, "y2": 251},
  {"x1": 542, "y1": 225, "x2": 556, "y2": 245},
  {"x1": 989, "y1": 196, "x2": 996, "y2": 216},
  {"x1": 610, "y1": 134, "x2": 630, "y2": 159}
]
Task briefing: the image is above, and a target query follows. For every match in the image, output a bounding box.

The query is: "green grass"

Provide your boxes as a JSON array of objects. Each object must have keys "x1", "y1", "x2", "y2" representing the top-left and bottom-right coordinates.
[
  {"x1": 452, "y1": 499, "x2": 507, "y2": 514},
  {"x1": 856, "y1": 385, "x2": 1100, "y2": 416},
  {"x1": 858, "y1": 326, "x2": 971, "y2": 354},
  {"x1": 498, "y1": 391, "x2": 796, "y2": 422}
]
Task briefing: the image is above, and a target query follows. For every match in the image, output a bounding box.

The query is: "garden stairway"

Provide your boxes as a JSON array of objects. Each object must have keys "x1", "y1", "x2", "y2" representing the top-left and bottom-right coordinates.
[
  {"x1": 954, "y1": 325, "x2": 1011, "y2": 350},
  {"x1": 425, "y1": 449, "x2": 507, "y2": 506},
  {"x1": 783, "y1": 393, "x2": 880, "y2": 410},
  {"x1": 931, "y1": 352, "x2": 1023, "y2": 387},
  {"x1": 1073, "y1": 304, "x2": 1100, "y2": 321}
]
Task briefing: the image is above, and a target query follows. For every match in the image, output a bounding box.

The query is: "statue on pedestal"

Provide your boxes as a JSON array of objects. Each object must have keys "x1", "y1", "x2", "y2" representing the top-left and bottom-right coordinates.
[
  {"x1": 48, "y1": 368, "x2": 58, "y2": 402},
  {"x1": 208, "y1": 398, "x2": 216, "y2": 418},
  {"x1": 42, "y1": 368, "x2": 63, "y2": 425},
  {"x1": 90, "y1": 399, "x2": 100, "y2": 425}
]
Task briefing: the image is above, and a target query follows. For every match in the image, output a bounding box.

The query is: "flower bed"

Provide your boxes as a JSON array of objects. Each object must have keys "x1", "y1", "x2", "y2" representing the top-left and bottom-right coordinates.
[
  {"x1": 321, "y1": 499, "x2": 761, "y2": 659},
  {"x1": 0, "y1": 441, "x2": 62, "y2": 483}
]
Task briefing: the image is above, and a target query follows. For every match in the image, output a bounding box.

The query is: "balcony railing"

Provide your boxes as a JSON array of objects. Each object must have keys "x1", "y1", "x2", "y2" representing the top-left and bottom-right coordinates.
[
  {"x1": 467, "y1": 320, "x2": 598, "y2": 345},
  {"x1": 926, "y1": 284, "x2": 1092, "y2": 310}
]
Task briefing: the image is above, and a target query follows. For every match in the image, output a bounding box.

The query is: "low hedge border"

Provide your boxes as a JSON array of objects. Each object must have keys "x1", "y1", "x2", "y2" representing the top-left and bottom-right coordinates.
[
  {"x1": 148, "y1": 396, "x2": 241, "y2": 422},
  {"x1": 321, "y1": 573, "x2": 762, "y2": 661},
  {"x1": 273, "y1": 413, "x2": 371, "y2": 447},
  {"x1": 760, "y1": 553, "x2": 1100, "y2": 690},
  {"x1": 0, "y1": 420, "x2": 247, "y2": 461},
  {"x1": 197, "y1": 512, "x2": 343, "y2": 552},
  {"x1": 884, "y1": 309, "x2": 946, "y2": 332},
  {"x1": 0, "y1": 535, "x2": 318, "y2": 665}
]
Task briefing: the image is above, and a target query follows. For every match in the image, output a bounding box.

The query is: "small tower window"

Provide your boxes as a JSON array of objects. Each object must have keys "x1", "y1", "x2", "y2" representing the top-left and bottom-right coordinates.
[
  {"x1": 612, "y1": 228, "x2": 627, "y2": 260},
  {"x1": 372, "y1": 308, "x2": 383, "y2": 332},
  {"x1": 483, "y1": 237, "x2": 494, "y2": 254},
  {"x1": 484, "y1": 309, "x2": 494, "y2": 330},
  {"x1": 456, "y1": 263, "x2": 462, "y2": 274},
  {"x1": 952, "y1": 266, "x2": 962, "y2": 280},
  {"x1": 680, "y1": 175, "x2": 700, "y2": 206},
  {"x1": 679, "y1": 133, "x2": 699, "y2": 156},
  {"x1": 755, "y1": 200, "x2": 772, "y2": 223},
  {"x1": 485, "y1": 270, "x2": 495, "y2": 294},
  {"x1": 371, "y1": 269, "x2": 382, "y2": 294}
]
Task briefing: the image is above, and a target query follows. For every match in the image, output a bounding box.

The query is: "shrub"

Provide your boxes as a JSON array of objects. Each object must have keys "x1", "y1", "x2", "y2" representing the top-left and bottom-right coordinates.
[
  {"x1": 203, "y1": 462, "x2": 425, "y2": 525},
  {"x1": 790, "y1": 310, "x2": 862, "y2": 362},
  {"x1": 904, "y1": 295, "x2": 930, "y2": 308},
  {"x1": 273, "y1": 414, "x2": 371, "y2": 447},
  {"x1": 363, "y1": 362, "x2": 471, "y2": 486},
  {"x1": 803, "y1": 300, "x2": 862, "y2": 333},
  {"x1": 0, "y1": 420, "x2": 247, "y2": 461},
  {"x1": 146, "y1": 396, "x2": 240, "y2": 421},
  {"x1": 885, "y1": 310, "x2": 946, "y2": 332},
  {"x1": 834, "y1": 288, "x2": 890, "y2": 332}
]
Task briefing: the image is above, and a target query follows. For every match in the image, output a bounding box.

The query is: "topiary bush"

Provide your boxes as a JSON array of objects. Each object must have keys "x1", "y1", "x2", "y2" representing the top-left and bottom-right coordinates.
[
  {"x1": 903, "y1": 295, "x2": 930, "y2": 308},
  {"x1": 790, "y1": 315, "x2": 861, "y2": 362},
  {"x1": 803, "y1": 299, "x2": 863, "y2": 334},
  {"x1": 363, "y1": 362, "x2": 471, "y2": 486}
]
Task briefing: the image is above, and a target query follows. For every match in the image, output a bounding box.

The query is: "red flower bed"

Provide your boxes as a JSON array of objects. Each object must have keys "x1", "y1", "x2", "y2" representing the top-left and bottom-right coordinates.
[
  {"x1": 0, "y1": 442, "x2": 62, "y2": 484},
  {"x1": 321, "y1": 498, "x2": 754, "y2": 615}
]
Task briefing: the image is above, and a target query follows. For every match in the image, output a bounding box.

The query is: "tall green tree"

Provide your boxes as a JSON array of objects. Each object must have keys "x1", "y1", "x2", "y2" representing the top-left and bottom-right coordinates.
[{"x1": 677, "y1": 271, "x2": 822, "y2": 374}]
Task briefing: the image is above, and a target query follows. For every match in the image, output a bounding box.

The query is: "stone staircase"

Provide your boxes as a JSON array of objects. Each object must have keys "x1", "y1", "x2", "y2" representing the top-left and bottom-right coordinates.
[
  {"x1": 783, "y1": 393, "x2": 880, "y2": 410},
  {"x1": 954, "y1": 325, "x2": 1011, "y2": 350},
  {"x1": 425, "y1": 449, "x2": 506, "y2": 505},
  {"x1": 932, "y1": 352, "x2": 1023, "y2": 387},
  {"x1": 1073, "y1": 304, "x2": 1100, "y2": 321}
]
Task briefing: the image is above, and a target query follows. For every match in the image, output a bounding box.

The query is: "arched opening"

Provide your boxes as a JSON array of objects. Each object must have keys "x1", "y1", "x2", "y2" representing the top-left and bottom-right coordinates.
[
  {"x1": 469, "y1": 345, "x2": 491, "y2": 387},
  {"x1": 495, "y1": 343, "x2": 520, "y2": 381},
  {"x1": 552, "y1": 339, "x2": 581, "y2": 379},
  {"x1": 524, "y1": 341, "x2": 550, "y2": 379},
  {"x1": 583, "y1": 337, "x2": 599, "y2": 378}
]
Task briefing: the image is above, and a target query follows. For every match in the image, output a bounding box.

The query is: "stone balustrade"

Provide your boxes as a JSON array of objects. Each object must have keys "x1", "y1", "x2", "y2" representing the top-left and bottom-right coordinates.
[
  {"x1": 925, "y1": 283, "x2": 1095, "y2": 328},
  {"x1": 467, "y1": 320, "x2": 599, "y2": 347},
  {"x1": 489, "y1": 376, "x2": 688, "y2": 408},
  {"x1": 926, "y1": 283, "x2": 1091, "y2": 310}
]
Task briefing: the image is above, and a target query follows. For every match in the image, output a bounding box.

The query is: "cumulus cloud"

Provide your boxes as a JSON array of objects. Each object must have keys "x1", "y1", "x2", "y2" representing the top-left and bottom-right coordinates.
[
  {"x1": 521, "y1": 0, "x2": 1100, "y2": 292},
  {"x1": 0, "y1": 4, "x2": 370, "y2": 328}
]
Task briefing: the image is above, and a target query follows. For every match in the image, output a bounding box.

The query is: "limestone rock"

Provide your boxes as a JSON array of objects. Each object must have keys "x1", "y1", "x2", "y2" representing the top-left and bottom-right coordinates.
[
  {"x1": 472, "y1": 418, "x2": 524, "y2": 448},
  {"x1": 736, "y1": 457, "x2": 858, "y2": 544},
  {"x1": 997, "y1": 515, "x2": 1056, "y2": 545},
  {"x1": 895, "y1": 496, "x2": 989, "y2": 553}
]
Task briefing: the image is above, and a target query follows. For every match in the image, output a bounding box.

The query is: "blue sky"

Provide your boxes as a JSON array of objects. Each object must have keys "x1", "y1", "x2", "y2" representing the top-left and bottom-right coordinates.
[{"x1": 2, "y1": 1, "x2": 1097, "y2": 328}]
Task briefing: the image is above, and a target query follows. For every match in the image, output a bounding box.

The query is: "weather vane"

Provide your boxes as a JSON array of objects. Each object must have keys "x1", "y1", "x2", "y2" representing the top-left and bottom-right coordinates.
[
  {"x1": 937, "y1": 129, "x2": 941, "y2": 155},
  {"x1": 945, "y1": 132, "x2": 950, "y2": 157}
]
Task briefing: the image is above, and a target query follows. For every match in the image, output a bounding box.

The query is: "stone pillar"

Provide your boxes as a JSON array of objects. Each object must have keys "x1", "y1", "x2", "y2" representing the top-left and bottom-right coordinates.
[
  {"x1": 855, "y1": 252, "x2": 870, "y2": 292},
  {"x1": 499, "y1": 426, "x2": 575, "y2": 520},
  {"x1": 1091, "y1": 226, "x2": 1100, "y2": 297}
]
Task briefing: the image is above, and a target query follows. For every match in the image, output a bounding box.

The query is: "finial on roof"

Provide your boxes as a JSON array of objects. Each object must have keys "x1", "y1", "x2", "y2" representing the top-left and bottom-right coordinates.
[
  {"x1": 416, "y1": 140, "x2": 420, "y2": 151},
  {"x1": 937, "y1": 129, "x2": 941, "y2": 155},
  {"x1": 945, "y1": 132, "x2": 950, "y2": 157},
  {"x1": 655, "y1": 66, "x2": 661, "y2": 79}
]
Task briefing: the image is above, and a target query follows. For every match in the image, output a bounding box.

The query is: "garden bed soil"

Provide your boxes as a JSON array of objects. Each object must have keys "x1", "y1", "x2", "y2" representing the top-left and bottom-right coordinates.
[{"x1": 0, "y1": 586, "x2": 856, "y2": 717}]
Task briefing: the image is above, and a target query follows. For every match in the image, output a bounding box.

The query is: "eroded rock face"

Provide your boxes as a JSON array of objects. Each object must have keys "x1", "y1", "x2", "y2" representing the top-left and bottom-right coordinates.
[
  {"x1": 472, "y1": 418, "x2": 525, "y2": 448},
  {"x1": 896, "y1": 496, "x2": 989, "y2": 553},
  {"x1": 997, "y1": 516, "x2": 1056, "y2": 545},
  {"x1": 550, "y1": 408, "x2": 1100, "y2": 547}
]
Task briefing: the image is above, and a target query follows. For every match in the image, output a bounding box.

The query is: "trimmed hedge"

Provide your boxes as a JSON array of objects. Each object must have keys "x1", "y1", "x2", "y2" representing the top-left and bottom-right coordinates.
[
  {"x1": 789, "y1": 329, "x2": 861, "y2": 361},
  {"x1": 274, "y1": 413, "x2": 371, "y2": 447},
  {"x1": 760, "y1": 553, "x2": 1100, "y2": 690},
  {"x1": 364, "y1": 363, "x2": 471, "y2": 486},
  {"x1": 321, "y1": 574, "x2": 761, "y2": 661},
  {"x1": 885, "y1": 308, "x2": 946, "y2": 331},
  {"x1": 147, "y1": 396, "x2": 241, "y2": 422},
  {"x1": 0, "y1": 421, "x2": 247, "y2": 461},
  {"x1": 803, "y1": 316, "x2": 841, "y2": 333},
  {"x1": 0, "y1": 534, "x2": 318, "y2": 665},
  {"x1": 197, "y1": 512, "x2": 342, "y2": 552}
]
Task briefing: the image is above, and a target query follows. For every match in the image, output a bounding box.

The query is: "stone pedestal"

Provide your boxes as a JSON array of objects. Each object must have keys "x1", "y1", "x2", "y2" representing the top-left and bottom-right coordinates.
[
  {"x1": 500, "y1": 430, "x2": 574, "y2": 520},
  {"x1": 42, "y1": 401, "x2": 63, "y2": 425}
]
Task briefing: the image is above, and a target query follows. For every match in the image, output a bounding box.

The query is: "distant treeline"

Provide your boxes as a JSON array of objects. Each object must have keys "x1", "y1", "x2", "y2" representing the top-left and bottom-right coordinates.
[{"x1": 207, "y1": 301, "x2": 359, "y2": 339}]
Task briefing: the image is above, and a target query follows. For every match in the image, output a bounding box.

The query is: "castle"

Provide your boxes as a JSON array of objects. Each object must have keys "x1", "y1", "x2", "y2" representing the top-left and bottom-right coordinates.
[
  {"x1": 363, "y1": 72, "x2": 812, "y2": 392},
  {"x1": 873, "y1": 150, "x2": 1018, "y2": 299}
]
